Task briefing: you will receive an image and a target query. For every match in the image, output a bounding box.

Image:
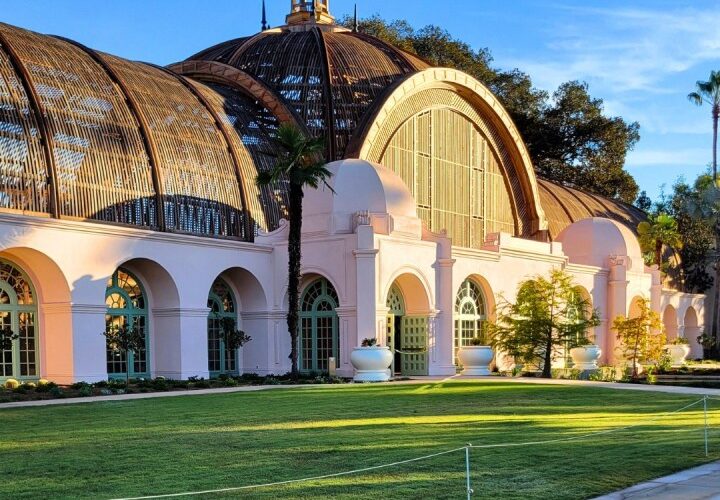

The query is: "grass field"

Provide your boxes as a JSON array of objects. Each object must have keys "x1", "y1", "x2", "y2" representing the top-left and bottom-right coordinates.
[{"x1": 1, "y1": 381, "x2": 719, "y2": 499}]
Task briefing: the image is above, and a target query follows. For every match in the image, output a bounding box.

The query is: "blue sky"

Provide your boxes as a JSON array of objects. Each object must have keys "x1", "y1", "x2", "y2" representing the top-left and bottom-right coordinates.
[{"x1": 4, "y1": 0, "x2": 719, "y2": 201}]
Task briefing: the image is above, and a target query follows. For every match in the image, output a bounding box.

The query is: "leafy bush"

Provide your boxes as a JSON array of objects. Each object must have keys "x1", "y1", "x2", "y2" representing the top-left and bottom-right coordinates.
[
  {"x1": 4, "y1": 378, "x2": 19, "y2": 389},
  {"x1": 151, "y1": 378, "x2": 169, "y2": 391},
  {"x1": 361, "y1": 338, "x2": 377, "y2": 347},
  {"x1": 671, "y1": 337, "x2": 690, "y2": 345},
  {"x1": 77, "y1": 384, "x2": 93, "y2": 397},
  {"x1": 71, "y1": 381, "x2": 91, "y2": 391},
  {"x1": 34, "y1": 381, "x2": 58, "y2": 393},
  {"x1": 48, "y1": 385, "x2": 64, "y2": 398}
]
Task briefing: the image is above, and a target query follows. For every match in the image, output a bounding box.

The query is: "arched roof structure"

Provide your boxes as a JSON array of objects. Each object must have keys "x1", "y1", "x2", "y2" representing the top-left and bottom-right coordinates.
[
  {"x1": 0, "y1": 22, "x2": 289, "y2": 239},
  {"x1": 538, "y1": 178, "x2": 645, "y2": 240},
  {"x1": 0, "y1": 2, "x2": 646, "y2": 245},
  {"x1": 186, "y1": 19, "x2": 428, "y2": 161}
]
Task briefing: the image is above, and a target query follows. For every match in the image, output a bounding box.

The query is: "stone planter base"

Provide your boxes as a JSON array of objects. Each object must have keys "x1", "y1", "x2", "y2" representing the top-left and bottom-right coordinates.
[
  {"x1": 350, "y1": 346, "x2": 393, "y2": 382},
  {"x1": 666, "y1": 344, "x2": 691, "y2": 367},
  {"x1": 457, "y1": 346, "x2": 494, "y2": 376},
  {"x1": 570, "y1": 345, "x2": 602, "y2": 370}
]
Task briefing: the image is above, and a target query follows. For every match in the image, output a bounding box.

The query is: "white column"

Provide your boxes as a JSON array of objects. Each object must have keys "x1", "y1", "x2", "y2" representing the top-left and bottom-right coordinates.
[
  {"x1": 335, "y1": 306, "x2": 356, "y2": 377},
  {"x1": 241, "y1": 310, "x2": 281, "y2": 375},
  {"x1": 429, "y1": 256, "x2": 456, "y2": 376},
  {"x1": 354, "y1": 248, "x2": 379, "y2": 344},
  {"x1": 70, "y1": 303, "x2": 108, "y2": 383},
  {"x1": 153, "y1": 307, "x2": 209, "y2": 380},
  {"x1": 606, "y1": 258, "x2": 629, "y2": 365}
]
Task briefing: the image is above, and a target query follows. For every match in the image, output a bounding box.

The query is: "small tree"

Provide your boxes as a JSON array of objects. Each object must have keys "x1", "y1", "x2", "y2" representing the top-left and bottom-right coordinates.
[
  {"x1": 103, "y1": 324, "x2": 145, "y2": 388},
  {"x1": 0, "y1": 326, "x2": 18, "y2": 351},
  {"x1": 489, "y1": 269, "x2": 600, "y2": 378},
  {"x1": 219, "y1": 317, "x2": 252, "y2": 353},
  {"x1": 613, "y1": 298, "x2": 666, "y2": 380}
]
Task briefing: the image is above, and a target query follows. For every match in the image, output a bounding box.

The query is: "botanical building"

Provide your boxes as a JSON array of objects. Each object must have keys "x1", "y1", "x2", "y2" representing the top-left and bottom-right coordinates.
[{"x1": 0, "y1": 1, "x2": 705, "y2": 382}]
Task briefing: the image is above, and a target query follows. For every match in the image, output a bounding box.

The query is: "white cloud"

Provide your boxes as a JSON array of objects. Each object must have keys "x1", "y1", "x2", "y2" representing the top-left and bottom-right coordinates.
[
  {"x1": 502, "y1": 4, "x2": 720, "y2": 95},
  {"x1": 626, "y1": 147, "x2": 710, "y2": 167}
]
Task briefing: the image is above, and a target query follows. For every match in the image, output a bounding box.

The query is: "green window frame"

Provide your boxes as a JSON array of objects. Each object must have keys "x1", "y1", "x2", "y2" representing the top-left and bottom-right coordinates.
[
  {"x1": 453, "y1": 279, "x2": 486, "y2": 364},
  {"x1": 207, "y1": 277, "x2": 238, "y2": 376},
  {"x1": 299, "y1": 278, "x2": 339, "y2": 374},
  {"x1": 105, "y1": 268, "x2": 149, "y2": 379},
  {"x1": 0, "y1": 259, "x2": 38, "y2": 381}
]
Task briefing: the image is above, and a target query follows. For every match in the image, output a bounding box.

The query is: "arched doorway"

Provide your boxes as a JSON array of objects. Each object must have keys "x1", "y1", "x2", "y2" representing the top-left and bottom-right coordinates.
[
  {"x1": 683, "y1": 307, "x2": 702, "y2": 358},
  {"x1": 299, "y1": 278, "x2": 339, "y2": 373},
  {"x1": 454, "y1": 279, "x2": 486, "y2": 364},
  {"x1": 0, "y1": 259, "x2": 38, "y2": 381},
  {"x1": 663, "y1": 306, "x2": 679, "y2": 341},
  {"x1": 207, "y1": 277, "x2": 238, "y2": 376},
  {"x1": 105, "y1": 268, "x2": 149, "y2": 379},
  {"x1": 386, "y1": 276, "x2": 430, "y2": 376}
]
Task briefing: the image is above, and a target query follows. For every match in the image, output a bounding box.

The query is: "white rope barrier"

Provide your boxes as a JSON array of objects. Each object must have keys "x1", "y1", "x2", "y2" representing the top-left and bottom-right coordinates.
[{"x1": 109, "y1": 396, "x2": 716, "y2": 500}]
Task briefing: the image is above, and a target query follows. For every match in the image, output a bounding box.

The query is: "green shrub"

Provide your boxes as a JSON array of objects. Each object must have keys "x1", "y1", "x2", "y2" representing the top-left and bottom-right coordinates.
[
  {"x1": 221, "y1": 377, "x2": 238, "y2": 387},
  {"x1": 151, "y1": 378, "x2": 169, "y2": 391},
  {"x1": 77, "y1": 384, "x2": 93, "y2": 397},
  {"x1": 4, "y1": 378, "x2": 19, "y2": 389},
  {"x1": 34, "y1": 381, "x2": 57, "y2": 393},
  {"x1": 71, "y1": 381, "x2": 91, "y2": 391},
  {"x1": 49, "y1": 386, "x2": 64, "y2": 398}
]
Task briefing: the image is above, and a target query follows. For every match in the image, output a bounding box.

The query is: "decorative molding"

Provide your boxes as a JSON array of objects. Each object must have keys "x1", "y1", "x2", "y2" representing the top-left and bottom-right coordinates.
[
  {"x1": 70, "y1": 303, "x2": 107, "y2": 315},
  {"x1": 0, "y1": 212, "x2": 274, "y2": 254},
  {"x1": 152, "y1": 307, "x2": 210, "y2": 318}
]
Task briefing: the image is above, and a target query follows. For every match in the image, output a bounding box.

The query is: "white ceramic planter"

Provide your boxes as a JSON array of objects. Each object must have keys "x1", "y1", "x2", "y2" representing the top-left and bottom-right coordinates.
[
  {"x1": 457, "y1": 346, "x2": 494, "y2": 376},
  {"x1": 666, "y1": 344, "x2": 691, "y2": 367},
  {"x1": 569, "y1": 345, "x2": 602, "y2": 370},
  {"x1": 350, "y1": 346, "x2": 393, "y2": 382}
]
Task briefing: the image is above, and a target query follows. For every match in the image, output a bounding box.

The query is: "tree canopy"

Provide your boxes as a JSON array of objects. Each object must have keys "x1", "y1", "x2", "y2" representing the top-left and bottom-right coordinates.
[{"x1": 342, "y1": 15, "x2": 640, "y2": 203}]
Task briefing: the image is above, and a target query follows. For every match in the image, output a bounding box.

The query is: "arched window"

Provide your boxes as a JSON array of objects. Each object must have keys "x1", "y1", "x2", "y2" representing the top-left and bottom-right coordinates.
[
  {"x1": 207, "y1": 278, "x2": 238, "y2": 375},
  {"x1": 0, "y1": 260, "x2": 38, "y2": 380},
  {"x1": 299, "y1": 278, "x2": 338, "y2": 373},
  {"x1": 454, "y1": 279, "x2": 486, "y2": 361},
  {"x1": 381, "y1": 108, "x2": 516, "y2": 248},
  {"x1": 105, "y1": 268, "x2": 149, "y2": 378}
]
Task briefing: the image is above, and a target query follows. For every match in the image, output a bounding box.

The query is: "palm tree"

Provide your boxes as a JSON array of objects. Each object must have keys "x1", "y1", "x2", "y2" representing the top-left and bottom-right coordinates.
[
  {"x1": 688, "y1": 70, "x2": 720, "y2": 184},
  {"x1": 257, "y1": 124, "x2": 332, "y2": 377},
  {"x1": 637, "y1": 213, "x2": 683, "y2": 269}
]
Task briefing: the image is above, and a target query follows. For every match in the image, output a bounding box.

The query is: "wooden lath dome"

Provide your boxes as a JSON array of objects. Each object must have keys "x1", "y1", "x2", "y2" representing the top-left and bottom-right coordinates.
[
  {"x1": 186, "y1": 10, "x2": 429, "y2": 161},
  {"x1": 0, "y1": 22, "x2": 291, "y2": 240}
]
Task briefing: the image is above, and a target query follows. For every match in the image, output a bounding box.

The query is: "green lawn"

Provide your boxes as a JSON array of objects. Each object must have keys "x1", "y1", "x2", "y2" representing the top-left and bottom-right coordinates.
[{"x1": 1, "y1": 381, "x2": 718, "y2": 499}]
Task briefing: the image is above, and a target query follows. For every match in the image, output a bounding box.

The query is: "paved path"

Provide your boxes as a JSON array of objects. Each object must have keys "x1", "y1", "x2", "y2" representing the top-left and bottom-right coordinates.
[
  {"x1": 594, "y1": 461, "x2": 720, "y2": 499},
  {"x1": 2, "y1": 375, "x2": 720, "y2": 409}
]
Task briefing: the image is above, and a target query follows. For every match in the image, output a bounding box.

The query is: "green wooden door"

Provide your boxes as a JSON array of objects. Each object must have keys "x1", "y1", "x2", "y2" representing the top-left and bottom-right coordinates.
[
  {"x1": 0, "y1": 260, "x2": 38, "y2": 381},
  {"x1": 400, "y1": 316, "x2": 429, "y2": 375}
]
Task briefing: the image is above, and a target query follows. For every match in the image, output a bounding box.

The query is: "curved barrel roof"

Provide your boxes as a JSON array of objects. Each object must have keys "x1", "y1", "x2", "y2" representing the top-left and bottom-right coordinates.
[{"x1": 0, "y1": 22, "x2": 286, "y2": 239}]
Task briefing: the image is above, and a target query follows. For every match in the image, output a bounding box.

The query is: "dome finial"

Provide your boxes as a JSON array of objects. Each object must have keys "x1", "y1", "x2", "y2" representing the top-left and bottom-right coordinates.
[
  {"x1": 261, "y1": 0, "x2": 269, "y2": 31},
  {"x1": 353, "y1": 4, "x2": 359, "y2": 32},
  {"x1": 287, "y1": 0, "x2": 335, "y2": 25}
]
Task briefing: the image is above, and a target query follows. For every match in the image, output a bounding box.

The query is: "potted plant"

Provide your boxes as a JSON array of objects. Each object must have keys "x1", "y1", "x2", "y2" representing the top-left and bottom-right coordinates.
[
  {"x1": 457, "y1": 327, "x2": 494, "y2": 375},
  {"x1": 350, "y1": 337, "x2": 393, "y2": 382},
  {"x1": 569, "y1": 336, "x2": 602, "y2": 370},
  {"x1": 666, "y1": 337, "x2": 691, "y2": 367},
  {"x1": 697, "y1": 332, "x2": 715, "y2": 359}
]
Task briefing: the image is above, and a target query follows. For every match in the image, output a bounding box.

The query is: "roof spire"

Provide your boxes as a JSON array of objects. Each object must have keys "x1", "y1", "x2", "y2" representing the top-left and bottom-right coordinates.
[
  {"x1": 353, "y1": 4, "x2": 359, "y2": 32},
  {"x1": 261, "y1": 0, "x2": 268, "y2": 30}
]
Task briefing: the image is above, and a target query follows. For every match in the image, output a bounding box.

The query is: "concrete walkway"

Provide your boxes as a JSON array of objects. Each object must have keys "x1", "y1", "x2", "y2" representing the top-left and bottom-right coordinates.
[
  {"x1": 594, "y1": 461, "x2": 720, "y2": 499},
  {"x1": 2, "y1": 374, "x2": 720, "y2": 409}
]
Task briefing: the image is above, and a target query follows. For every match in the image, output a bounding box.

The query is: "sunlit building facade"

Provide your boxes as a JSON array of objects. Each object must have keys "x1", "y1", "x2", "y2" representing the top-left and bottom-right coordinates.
[{"x1": 0, "y1": 1, "x2": 704, "y2": 382}]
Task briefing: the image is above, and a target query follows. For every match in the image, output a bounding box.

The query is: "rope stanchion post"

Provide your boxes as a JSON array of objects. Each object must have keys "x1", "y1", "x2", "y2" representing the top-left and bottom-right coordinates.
[
  {"x1": 704, "y1": 395, "x2": 709, "y2": 457},
  {"x1": 465, "y1": 444, "x2": 472, "y2": 500}
]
